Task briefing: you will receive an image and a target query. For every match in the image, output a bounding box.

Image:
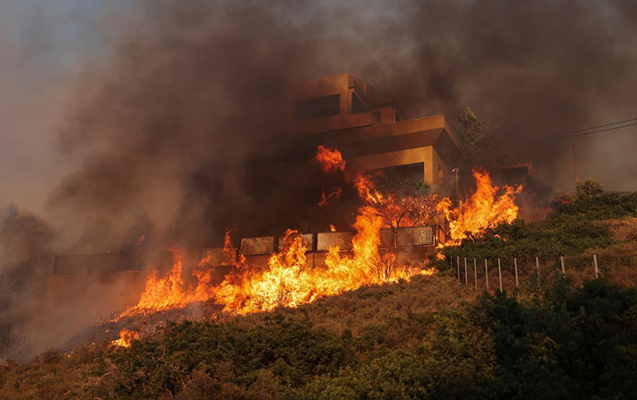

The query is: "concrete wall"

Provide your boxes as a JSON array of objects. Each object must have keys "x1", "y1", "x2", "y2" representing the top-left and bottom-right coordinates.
[
  {"x1": 277, "y1": 233, "x2": 314, "y2": 251},
  {"x1": 240, "y1": 237, "x2": 275, "y2": 255},
  {"x1": 349, "y1": 146, "x2": 435, "y2": 183},
  {"x1": 316, "y1": 231, "x2": 353, "y2": 251},
  {"x1": 287, "y1": 74, "x2": 404, "y2": 137}
]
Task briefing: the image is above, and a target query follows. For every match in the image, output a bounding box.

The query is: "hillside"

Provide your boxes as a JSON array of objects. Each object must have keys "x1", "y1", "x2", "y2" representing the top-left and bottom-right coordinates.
[{"x1": 2, "y1": 270, "x2": 637, "y2": 399}]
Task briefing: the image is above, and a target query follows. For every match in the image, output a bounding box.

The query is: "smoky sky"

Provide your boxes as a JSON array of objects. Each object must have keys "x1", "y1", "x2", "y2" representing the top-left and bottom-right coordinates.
[{"x1": 24, "y1": 0, "x2": 637, "y2": 249}]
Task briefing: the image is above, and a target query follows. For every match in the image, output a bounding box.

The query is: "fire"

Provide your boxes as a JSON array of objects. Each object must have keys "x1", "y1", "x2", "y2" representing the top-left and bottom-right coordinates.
[
  {"x1": 316, "y1": 145, "x2": 346, "y2": 174},
  {"x1": 116, "y1": 152, "x2": 518, "y2": 324},
  {"x1": 437, "y1": 170, "x2": 521, "y2": 242},
  {"x1": 111, "y1": 329, "x2": 140, "y2": 348},
  {"x1": 120, "y1": 248, "x2": 194, "y2": 317},
  {"x1": 120, "y1": 209, "x2": 434, "y2": 318},
  {"x1": 352, "y1": 173, "x2": 385, "y2": 205},
  {"x1": 212, "y1": 209, "x2": 433, "y2": 315},
  {"x1": 117, "y1": 146, "x2": 437, "y2": 319}
]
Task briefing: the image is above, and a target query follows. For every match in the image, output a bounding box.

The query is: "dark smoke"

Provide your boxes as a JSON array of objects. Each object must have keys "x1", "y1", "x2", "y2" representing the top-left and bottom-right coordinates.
[
  {"x1": 0, "y1": 205, "x2": 54, "y2": 325},
  {"x1": 51, "y1": 0, "x2": 637, "y2": 248}
]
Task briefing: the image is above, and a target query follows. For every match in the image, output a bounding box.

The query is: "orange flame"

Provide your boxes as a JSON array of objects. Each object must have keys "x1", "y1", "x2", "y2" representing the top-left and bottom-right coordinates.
[
  {"x1": 352, "y1": 174, "x2": 386, "y2": 205},
  {"x1": 316, "y1": 145, "x2": 346, "y2": 174},
  {"x1": 436, "y1": 170, "x2": 521, "y2": 242},
  {"x1": 111, "y1": 329, "x2": 139, "y2": 348},
  {"x1": 117, "y1": 146, "x2": 438, "y2": 320},
  {"x1": 212, "y1": 210, "x2": 433, "y2": 315},
  {"x1": 120, "y1": 211, "x2": 434, "y2": 318},
  {"x1": 119, "y1": 247, "x2": 194, "y2": 317}
]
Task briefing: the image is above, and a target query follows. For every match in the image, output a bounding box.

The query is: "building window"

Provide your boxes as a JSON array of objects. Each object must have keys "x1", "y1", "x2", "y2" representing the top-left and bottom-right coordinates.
[
  {"x1": 437, "y1": 163, "x2": 443, "y2": 178},
  {"x1": 376, "y1": 162, "x2": 424, "y2": 183},
  {"x1": 295, "y1": 94, "x2": 340, "y2": 121},
  {"x1": 351, "y1": 92, "x2": 367, "y2": 114}
]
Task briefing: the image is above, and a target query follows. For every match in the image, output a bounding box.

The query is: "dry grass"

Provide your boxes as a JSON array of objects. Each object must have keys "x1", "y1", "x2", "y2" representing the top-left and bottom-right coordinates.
[{"x1": 230, "y1": 274, "x2": 476, "y2": 337}]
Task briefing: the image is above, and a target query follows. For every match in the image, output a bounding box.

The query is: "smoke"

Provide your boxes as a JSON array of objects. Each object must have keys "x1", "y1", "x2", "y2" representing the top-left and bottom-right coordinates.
[
  {"x1": 395, "y1": 0, "x2": 637, "y2": 191},
  {"x1": 50, "y1": 1, "x2": 637, "y2": 246},
  {"x1": 0, "y1": 205, "x2": 54, "y2": 327}
]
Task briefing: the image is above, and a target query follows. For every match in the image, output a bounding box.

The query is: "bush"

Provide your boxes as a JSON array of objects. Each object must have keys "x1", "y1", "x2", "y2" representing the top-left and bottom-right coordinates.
[
  {"x1": 576, "y1": 178, "x2": 604, "y2": 198},
  {"x1": 94, "y1": 316, "x2": 352, "y2": 398},
  {"x1": 477, "y1": 280, "x2": 637, "y2": 398}
]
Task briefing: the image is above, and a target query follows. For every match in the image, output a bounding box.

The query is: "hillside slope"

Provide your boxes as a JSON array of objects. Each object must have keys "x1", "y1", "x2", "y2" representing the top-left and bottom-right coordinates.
[{"x1": 2, "y1": 269, "x2": 637, "y2": 399}]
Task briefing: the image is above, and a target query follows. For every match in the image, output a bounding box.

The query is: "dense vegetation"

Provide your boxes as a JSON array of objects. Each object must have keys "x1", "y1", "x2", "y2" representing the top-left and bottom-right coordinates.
[{"x1": 2, "y1": 277, "x2": 637, "y2": 399}]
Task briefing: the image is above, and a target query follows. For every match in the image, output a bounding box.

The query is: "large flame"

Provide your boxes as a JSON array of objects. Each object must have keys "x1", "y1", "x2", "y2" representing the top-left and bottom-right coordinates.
[
  {"x1": 117, "y1": 147, "x2": 437, "y2": 319},
  {"x1": 119, "y1": 208, "x2": 434, "y2": 318},
  {"x1": 119, "y1": 248, "x2": 195, "y2": 317},
  {"x1": 218, "y1": 207, "x2": 436, "y2": 314},
  {"x1": 437, "y1": 169, "x2": 521, "y2": 242},
  {"x1": 117, "y1": 153, "x2": 520, "y2": 321}
]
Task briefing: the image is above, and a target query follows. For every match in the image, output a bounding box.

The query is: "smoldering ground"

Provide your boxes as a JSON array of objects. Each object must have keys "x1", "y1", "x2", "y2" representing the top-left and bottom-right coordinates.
[{"x1": 2, "y1": 0, "x2": 637, "y2": 356}]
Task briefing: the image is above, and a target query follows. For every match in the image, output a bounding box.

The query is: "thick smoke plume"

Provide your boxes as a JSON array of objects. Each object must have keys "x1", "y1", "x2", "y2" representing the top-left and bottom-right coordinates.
[{"x1": 50, "y1": 0, "x2": 637, "y2": 248}]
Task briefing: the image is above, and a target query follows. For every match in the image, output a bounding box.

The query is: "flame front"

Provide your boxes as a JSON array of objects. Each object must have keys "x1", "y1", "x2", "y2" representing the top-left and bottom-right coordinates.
[
  {"x1": 120, "y1": 207, "x2": 434, "y2": 318},
  {"x1": 120, "y1": 248, "x2": 193, "y2": 317},
  {"x1": 117, "y1": 166, "x2": 519, "y2": 320},
  {"x1": 437, "y1": 170, "x2": 521, "y2": 242},
  {"x1": 214, "y1": 207, "x2": 433, "y2": 315},
  {"x1": 118, "y1": 146, "x2": 437, "y2": 319}
]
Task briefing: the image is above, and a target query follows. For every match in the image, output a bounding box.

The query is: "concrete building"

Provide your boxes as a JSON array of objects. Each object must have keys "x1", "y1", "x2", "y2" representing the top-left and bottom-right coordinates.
[{"x1": 286, "y1": 73, "x2": 460, "y2": 189}]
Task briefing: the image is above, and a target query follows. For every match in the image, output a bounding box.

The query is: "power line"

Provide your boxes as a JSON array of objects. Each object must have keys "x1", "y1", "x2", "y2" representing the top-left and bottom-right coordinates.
[
  {"x1": 501, "y1": 117, "x2": 637, "y2": 147},
  {"x1": 535, "y1": 117, "x2": 637, "y2": 140},
  {"x1": 530, "y1": 121, "x2": 637, "y2": 143}
]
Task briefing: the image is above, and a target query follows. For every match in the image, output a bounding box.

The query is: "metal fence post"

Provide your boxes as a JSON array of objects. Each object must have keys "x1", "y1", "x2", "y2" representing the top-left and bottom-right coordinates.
[
  {"x1": 464, "y1": 258, "x2": 468, "y2": 285},
  {"x1": 593, "y1": 254, "x2": 599, "y2": 278},
  {"x1": 484, "y1": 259, "x2": 489, "y2": 291},
  {"x1": 473, "y1": 258, "x2": 477, "y2": 291},
  {"x1": 514, "y1": 258, "x2": 519, "y2": 288},
  {"x1": 457, "y1": 256, "x2": 460, "y2": 281},
  {"x1": 498, "y1": 258, "x2": 503, "y2": 292}
]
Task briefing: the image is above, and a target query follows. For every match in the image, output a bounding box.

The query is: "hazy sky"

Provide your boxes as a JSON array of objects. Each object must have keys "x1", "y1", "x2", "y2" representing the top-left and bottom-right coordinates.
[{"x1": 0, "y1": 0, "x2": 135, "y2": 214}]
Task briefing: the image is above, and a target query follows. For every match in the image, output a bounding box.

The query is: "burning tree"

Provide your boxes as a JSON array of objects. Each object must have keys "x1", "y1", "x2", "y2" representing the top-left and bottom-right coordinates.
[{"x1": 359, "y1": 175, "x2": 440, "y2": 248}]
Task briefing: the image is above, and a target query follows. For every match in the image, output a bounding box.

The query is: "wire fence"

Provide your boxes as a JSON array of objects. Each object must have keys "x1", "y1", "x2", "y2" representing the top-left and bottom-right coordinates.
[{"x1": 448, "y1": 252, "x2": 637, "y2": 295}]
